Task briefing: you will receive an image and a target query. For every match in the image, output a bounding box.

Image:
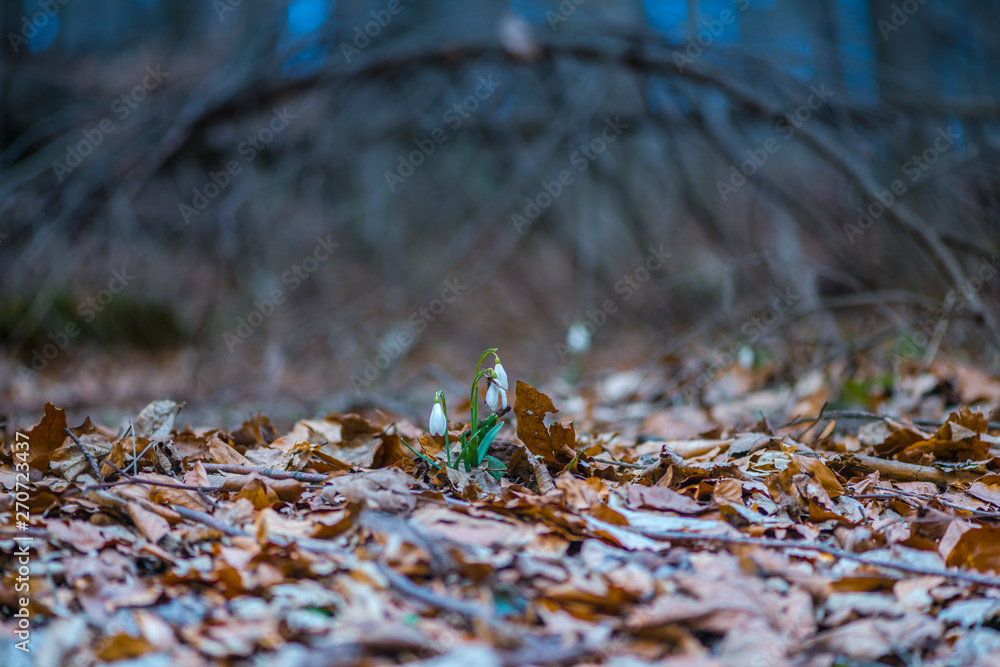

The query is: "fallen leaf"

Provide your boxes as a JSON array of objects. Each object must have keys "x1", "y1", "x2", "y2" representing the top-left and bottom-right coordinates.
[{"x1": 514, "y1": 380, "x2": 577, "y2": 465}]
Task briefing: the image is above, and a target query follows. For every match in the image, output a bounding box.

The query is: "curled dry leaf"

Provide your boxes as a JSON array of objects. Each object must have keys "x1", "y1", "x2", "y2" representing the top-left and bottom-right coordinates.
[{"x1": 897, "y1": 407, "x2": 990, "y2": 464}]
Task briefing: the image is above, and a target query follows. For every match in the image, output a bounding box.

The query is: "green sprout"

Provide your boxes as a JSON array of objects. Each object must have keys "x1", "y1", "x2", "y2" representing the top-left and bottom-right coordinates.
[{"x1": 402, "y1": 348, "x2": 509, "y2": 479}]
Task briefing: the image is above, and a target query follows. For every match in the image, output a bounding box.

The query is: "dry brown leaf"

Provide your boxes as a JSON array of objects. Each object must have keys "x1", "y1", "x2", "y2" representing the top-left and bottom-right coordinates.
[
  {"x1": 133, "y1": 399, "x2": 183, "y2": 439},
  {"x1": 230, "y1": 414, "x2": 278, "y2": 449},
  {"x1": 514, "y1": 380, "x2": 577, "y2": 465},
  {"x1": 26, "y1": 402, "x2": 69, "y2": 470},
  {"x1": 624, "y1": 484, "x2": 706, "y2": 514},
  {"x1": 967, "y1": 475, "x2": 1000, "y2": 507},
  {"x1": 126, "y1": 500, "x2": 171, "y2": 543},
  {"x1": 321, "y1": 468, "x2": 422, "y2": 513},
  {"x1": 208, "y1": 436, "x2": 253, "y2": 466},
  {"x1": 898, "y1": 407, "x2": 990, "y2": 463},
  {"x1": 946, "y1": 525, "x2": 1000, "y2": 573}
]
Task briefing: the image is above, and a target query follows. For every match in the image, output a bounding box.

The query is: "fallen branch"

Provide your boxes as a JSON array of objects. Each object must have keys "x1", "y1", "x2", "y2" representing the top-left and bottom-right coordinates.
[
  {"x1": 780, "y1": 410, "x2": 1000, "y2": 432},
  {"x1": 375, "y1": 562, "x2": 485, "y2": 618},
  {"x1": 644, "y1": 529, "x2": 1000, "y2": 587},
  {"x1": 64, "y1": 428, "x2": 104, "y2": 483},
  {"x1": 171, "y1": 504, "x2": 249, "y2": 538},
  {"x1": 199, "y1": 463, "x2": 328, "y2": 483},
  {"x1": 590, "y1": 457, "x2": 645, "y2": 469},
  {"x1": 832, "y1": 453, "x2": 984, "y2": 487}
]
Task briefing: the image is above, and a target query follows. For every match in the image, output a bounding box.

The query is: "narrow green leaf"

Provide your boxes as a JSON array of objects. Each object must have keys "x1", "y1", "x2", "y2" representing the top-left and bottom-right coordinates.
[
  {"x1": 400, "y1": 437, "x2": 443, "y2": 471},
  {"x1": 476, "y1": 422, "x2": 504, "y2": 466}
]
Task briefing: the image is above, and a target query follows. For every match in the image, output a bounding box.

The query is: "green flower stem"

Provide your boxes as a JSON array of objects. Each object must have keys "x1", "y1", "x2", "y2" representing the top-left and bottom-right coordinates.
[{"x1": 437, "y1": 390, "x2": 451, "y2": 467}]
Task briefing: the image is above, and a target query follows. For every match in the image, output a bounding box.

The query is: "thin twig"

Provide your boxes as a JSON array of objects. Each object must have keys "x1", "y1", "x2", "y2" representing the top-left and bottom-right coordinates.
[
  {"x1": 132, "y1": 440, "x2": 159, "y2": 472},
  {"x1": 375, "y1": 562, "x2": 486, "y2": 618},
  {"x1": 196, "y1": 488, "x2": 218, "y2": 510},
  {"x1": 64, "y1": 428, "x2": 104, "y2": 483},
  {"x1": 199, "y1": 463, "x2": 328, "y2": 483},
  {"x1": 171, "y1": 504, "x2": 249, "y2": 537},
  {"x1": 645, "y1": 529, "x2": 1000, "y2": 587},
  {"x1": 780, "y1": 410, "x2": 1000, "y2": 431},
  {"x1": 129, "y1": 419, "x2": 137, "y2": 475},
  {"x1": 591, "y1": 457, "x2": 645, "y2": 469},
  {"x1": 795, "y1": 401, "x2": 828, "y2": 442}
]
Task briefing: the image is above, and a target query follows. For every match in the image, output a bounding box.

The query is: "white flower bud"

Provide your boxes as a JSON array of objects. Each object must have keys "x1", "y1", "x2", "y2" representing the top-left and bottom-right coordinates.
[{"x1": 428, "y1": 401, "x2": 447, "y2": 436}]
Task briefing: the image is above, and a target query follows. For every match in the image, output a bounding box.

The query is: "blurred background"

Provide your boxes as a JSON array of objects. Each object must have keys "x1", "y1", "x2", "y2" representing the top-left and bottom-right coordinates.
[{"x1": 2, "y1": 0, "x2": 999, "y2": 429}]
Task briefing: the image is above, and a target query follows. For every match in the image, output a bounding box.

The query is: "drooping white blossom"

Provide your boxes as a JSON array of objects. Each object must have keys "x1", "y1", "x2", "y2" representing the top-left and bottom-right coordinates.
[
  {"x1": 486, "y1": 382, "x2": 507, "y2": 411},
  {"x1": 429, "y1": 400, "x2": 447, "y2": 436},
  {"x1": 493, "y1": 362, "x2": 508, "y2": 391}
]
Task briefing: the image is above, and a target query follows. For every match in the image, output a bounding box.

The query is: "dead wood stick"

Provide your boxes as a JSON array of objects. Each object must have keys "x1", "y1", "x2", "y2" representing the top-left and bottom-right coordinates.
[
  {"x1": 199, "y1": 463, "x2": 327, "y2": 483},
  {"x1": 171, "y1": 504, "x2": 250, "y2": 537},
  {"x1": 64, "y1": 428, "x2": 104, "y2": 483},
  {"x1": 96, "y1": 478, "x2": 226, "y2": 494},
  {"x1": 781, "y1": 410, "x2": 1000, "y2": 432},
  {"x1": 129, "y1": 419, "x2": 137, "y2": 475},
  {"x1": 833, "y1": 453, "x2": 984, "y2": 487},
  {"x1": 591, "y1": 457, "x2": 645, "y2": 469},
  {"x1": 645, "y1": 529, "x2": 1000, "y2": 587},
  {"x1": 375, "y1": 562, "x2": 486, "y2": 618}
]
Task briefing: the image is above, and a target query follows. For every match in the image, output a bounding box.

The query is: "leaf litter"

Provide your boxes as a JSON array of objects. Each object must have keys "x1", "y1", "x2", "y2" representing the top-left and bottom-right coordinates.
[{"x1": 6, "y1": 361, "x2": 1000, "y2": 665}]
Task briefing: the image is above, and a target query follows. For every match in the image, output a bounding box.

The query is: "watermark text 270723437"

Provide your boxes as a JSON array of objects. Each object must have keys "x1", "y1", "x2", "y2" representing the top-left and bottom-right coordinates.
[{"x1": 12, "y1": 431, "x2": 34, "y2": 653}]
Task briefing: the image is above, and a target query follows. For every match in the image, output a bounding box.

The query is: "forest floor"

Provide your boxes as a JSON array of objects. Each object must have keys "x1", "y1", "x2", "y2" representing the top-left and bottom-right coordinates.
[{"x1": 5, "y1": 353, "x2": 1000, "y2": 666}]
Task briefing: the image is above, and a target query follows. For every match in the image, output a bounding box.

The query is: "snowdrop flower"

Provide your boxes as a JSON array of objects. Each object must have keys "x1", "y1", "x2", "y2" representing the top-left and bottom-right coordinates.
[
  {"x1": 428, "y1": 399, "x2": 447, "y2": 436},
  {"x1": 486, "y1": 381, "x2": 507, "y2": 411},
  {"x1": 566, "y1": 322, "x2": 591, "y2": 354},
  {"x1": 492, "y1": 362, "x2": 508, "y2": 391}
]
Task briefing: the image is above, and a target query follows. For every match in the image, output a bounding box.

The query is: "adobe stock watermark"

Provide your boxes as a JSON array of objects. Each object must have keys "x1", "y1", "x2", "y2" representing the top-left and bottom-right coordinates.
[
  {"x1": 179, "y1": 106, "x2": 297, "y2": 224},
  {"x1": 7, "y1": 0, "x2": 70, "y2": 54},
  {"x1": 717, "y1": 84, "x2": 834, "y2": 201},
  {"x1": 214, "y1": 0, "x2": 245, "y2": 20},
  {"x1": 887, "y1": 254, "x2": 999, "y2": 365},
  {"x1": 18, "y1": 266, "x2": 135, "y2": 380},
  {"x1": 843, "y1": 125, "x2": 960, "y2": 244},
  {"x1": 672, "y1": 0, "x2": 751, "y2": 72},
  {"x1": 877, "y1": 0, "x2": 927, "y2": 41},
  {"x1": 350, "y1": 277, "x2": 469, "y2": 392},
  {"x1": 512, "y1": 116, "x2": 629, "y2": 235},
  {"x1": 384, "y1": 74, "x2": 502, "y2": 192},
  {"x1": 51, "y1": 65, "x2": 169, "y2": 182},
  {"x1": 555, "y1": 244, "x2": 672, "y2": 361},
  {"x1": 11, "y1": 431, "x2": 33, "y2": 654},
  {"x1": 340, "y1": 0, "x2": 413, "y2": 63},
  {"x1": 682, "y1": 286, "x2": 800, "y2": 400},
  {"x1": 222, "y1": 235, "x2": 339, "y2": 352},
  {"x1": 546, "y1": 0, "x2": 587, "y2": 30}
]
